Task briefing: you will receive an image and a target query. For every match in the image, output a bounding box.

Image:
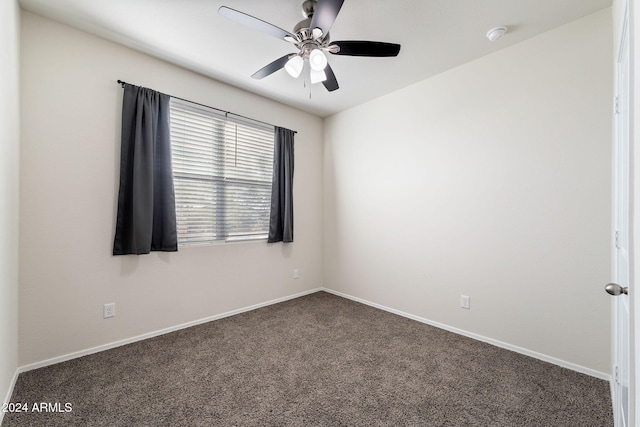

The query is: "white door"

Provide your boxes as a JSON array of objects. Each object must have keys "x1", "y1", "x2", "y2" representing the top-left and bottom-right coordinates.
[{"x1": 609, "y1": 5, "x2": 631, "y2": 426}]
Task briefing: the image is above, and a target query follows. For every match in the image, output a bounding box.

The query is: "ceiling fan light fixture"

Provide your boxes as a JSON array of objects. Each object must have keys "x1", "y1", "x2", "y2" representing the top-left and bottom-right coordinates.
[
  {"x1": 309, "y1": 49, "x2": 328, "y2": 71},
  {"x1": 284, "y1": 55, "x2": 304, "y2": 78},
  {"x1": 218, "y1": 1, "x2": 402, "y2": 93},
  {"x1": 310, "y1": 68, "x2": 327, "y2": 84}
]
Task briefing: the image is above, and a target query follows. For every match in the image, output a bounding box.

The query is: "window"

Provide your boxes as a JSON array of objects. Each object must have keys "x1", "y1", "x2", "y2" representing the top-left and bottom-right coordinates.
[{"x1": 169, "y1": 99, "x2": 274, "y2": 245}]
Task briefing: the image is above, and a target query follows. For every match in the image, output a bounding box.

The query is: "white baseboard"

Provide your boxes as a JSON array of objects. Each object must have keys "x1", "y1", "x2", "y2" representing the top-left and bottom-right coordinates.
[
  {"x1": 321, "y1": 287, "x2": 611, "y2": 381},
  {"x1": 16, "y1": 286, "x2": 611, "y2": 383},
  {"x1": 1, "y1": 367, "x2": 20, "y2": 425},
  {"x1": 18, "y1": 287, "x2": 322, "y2": 374}
]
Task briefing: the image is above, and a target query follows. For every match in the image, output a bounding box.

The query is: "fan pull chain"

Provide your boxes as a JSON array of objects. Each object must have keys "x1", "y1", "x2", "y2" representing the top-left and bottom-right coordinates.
[{"x1": 304, "y1": 78, "x2": 311, "y2": 99}]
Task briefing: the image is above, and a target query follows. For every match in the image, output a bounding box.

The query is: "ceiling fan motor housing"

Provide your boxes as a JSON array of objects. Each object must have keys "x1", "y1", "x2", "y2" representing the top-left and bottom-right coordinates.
[{"x1": 293, "y1": 2, "x2": 331, "y2": 44}]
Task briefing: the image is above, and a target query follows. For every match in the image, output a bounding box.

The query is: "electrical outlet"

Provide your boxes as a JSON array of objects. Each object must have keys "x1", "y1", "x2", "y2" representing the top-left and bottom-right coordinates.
[
  {"x1": 103, "y1": 303, "x2": 116, "y2": 318},
  {"x1": 460, "y1": 295, "x2": 470, "y2": 309},
  {"x1": 293, "y1": 269, "x2": 300, "y2": 279}
]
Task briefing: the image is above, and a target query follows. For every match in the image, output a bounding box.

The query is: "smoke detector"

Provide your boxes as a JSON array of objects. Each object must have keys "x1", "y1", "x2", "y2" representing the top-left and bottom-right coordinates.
[{"x1": 486, "y1": 26, "x2": 508, "y2": 42}]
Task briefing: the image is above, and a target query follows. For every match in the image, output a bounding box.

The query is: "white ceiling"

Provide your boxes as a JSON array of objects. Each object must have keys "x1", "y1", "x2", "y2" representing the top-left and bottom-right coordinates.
[{"x1": 19, "y1": 0, "x2": 612, "y2": 117}]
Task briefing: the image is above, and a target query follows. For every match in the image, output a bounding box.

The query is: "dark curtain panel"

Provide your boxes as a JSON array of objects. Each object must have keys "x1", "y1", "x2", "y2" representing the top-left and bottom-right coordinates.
[
  {"x1": 268, "y1": 127, "x2": 295, "y2": 243},
  {"x1": 113, "y1": 84, "x2": 178, "y2": 255}
]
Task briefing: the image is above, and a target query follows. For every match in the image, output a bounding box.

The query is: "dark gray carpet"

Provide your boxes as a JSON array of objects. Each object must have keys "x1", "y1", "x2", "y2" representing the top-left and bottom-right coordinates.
[{"x1": 4, "y1": 291, "x2": 612, "y2": 426}]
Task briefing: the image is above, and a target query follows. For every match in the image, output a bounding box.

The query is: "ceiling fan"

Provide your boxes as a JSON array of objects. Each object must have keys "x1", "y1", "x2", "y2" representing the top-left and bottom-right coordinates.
[{"x1": 218, "y1": 0, "x2": 401, "y2": 92}]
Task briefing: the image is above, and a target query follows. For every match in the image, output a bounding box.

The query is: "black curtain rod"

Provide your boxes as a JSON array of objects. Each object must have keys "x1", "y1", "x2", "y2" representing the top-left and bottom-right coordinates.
[{"x1": 117, "y1": 80, "x2": 296, "y2": 134}]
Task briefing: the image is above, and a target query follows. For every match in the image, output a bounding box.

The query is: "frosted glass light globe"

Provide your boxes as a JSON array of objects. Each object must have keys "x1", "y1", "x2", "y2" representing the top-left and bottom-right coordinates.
[
  {"x1": 310, "y1": 68, "x2": 327, "y2": 84},
  {"x1": 284, "y1": 55, "x2": 304, "y2": 78},
  {"x1": 309, "y1": 49, "x2": 328, "y2": 72}
]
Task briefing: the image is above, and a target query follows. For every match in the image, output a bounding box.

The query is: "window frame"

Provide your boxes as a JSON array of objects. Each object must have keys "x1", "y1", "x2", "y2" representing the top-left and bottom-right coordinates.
[{"x1": 169, "y1": 98, "x2": 275, "y2": 246}]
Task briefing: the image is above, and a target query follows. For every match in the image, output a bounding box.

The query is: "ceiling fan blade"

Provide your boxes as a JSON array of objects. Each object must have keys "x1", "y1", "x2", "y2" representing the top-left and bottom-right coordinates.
[
  {"x1": 251, "y1": 54, "x2": 296, "y2": 79},
  {"x1": 219, "y1": 6, "x2": 296, "y2": 41},
  {"x1": 331, "y1": 41, "x2": 401, "y2": 57},
  {"x1": 322, "y1": 63, "x2": 339, "y2": 92},
  {"x1": 309, "y1": 0, "x2": 345, "y2": 37}
]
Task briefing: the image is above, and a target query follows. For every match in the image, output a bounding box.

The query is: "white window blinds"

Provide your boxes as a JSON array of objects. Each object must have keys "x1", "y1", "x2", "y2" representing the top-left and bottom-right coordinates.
[{"x1": 169, "y1": 99, "x2": 275, "y2": 245}]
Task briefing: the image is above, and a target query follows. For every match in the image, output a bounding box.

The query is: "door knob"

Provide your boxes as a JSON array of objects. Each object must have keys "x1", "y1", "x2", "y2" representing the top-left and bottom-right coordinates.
[{"x1": 605, "y1": 283, "x2": 628, "y2": 296}]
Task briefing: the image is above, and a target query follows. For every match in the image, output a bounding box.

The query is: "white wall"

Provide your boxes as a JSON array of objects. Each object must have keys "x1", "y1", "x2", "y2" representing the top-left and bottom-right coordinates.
[
  {"x1": 324, "y1": 10, "x2": 613, "y2": 374},
  {"x1": 19, "y1": 12, "x2": 324, "y2": 366},
  {"x1": 0, "y1": 0, "x2": 20, "y2": 411}
]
